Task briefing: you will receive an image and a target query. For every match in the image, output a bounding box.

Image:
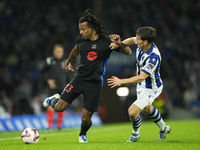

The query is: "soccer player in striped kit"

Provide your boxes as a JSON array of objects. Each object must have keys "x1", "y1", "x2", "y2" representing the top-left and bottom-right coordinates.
[{"x1": 108, "y1": 27, "x2": 172, "y2": 142}]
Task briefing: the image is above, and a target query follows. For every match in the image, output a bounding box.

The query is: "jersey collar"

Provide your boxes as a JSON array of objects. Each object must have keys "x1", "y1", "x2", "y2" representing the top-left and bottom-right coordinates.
[{"x1": 144, "y1": 42, "x2": 155, "y2": 55}]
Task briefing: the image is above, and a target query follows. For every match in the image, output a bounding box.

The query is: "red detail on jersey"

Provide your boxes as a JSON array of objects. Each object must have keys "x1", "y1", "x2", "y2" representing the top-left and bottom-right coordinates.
[
  {"x1": 87, "y1": 51, "x2": 97, "y2": 61},
  {"x1": 77, "y1": 64, "x2": 80, "y2": 69},
  {"x1": 66, "y1": 85, "x2": 73, "y2": 93}
]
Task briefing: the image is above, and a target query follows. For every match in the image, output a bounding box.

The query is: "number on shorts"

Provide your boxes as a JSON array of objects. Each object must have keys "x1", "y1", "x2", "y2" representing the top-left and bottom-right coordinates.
[{"x1": 66, "y1": 85, "x2": 73, "y2": 93}]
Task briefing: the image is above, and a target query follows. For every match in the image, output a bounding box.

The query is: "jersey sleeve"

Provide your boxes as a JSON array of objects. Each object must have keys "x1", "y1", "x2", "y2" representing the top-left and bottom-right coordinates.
[{"x1": 141, "y1": 57, "x2": 159, "y2": 75}]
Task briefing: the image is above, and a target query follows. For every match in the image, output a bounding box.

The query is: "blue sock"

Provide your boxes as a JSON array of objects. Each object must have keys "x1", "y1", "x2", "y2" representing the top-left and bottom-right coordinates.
[
  {"x1": 148, "y1": 106, "x2": 166, "y2": 131},
  {"x1": 130, "y1": 114, "x2": 141, "y2": 134}
]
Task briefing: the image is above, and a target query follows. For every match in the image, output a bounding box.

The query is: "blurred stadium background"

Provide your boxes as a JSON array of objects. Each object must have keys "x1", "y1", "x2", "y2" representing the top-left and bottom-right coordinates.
[{"x1": 0, "y1": 0, "x2": 200, "y2": 131}]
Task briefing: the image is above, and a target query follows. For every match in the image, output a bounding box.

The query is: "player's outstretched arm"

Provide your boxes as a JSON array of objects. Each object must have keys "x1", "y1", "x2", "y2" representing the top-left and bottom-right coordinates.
[
  {"x1": 65, "y1": 45, "x2": 80, "y2": 72},
  {"x1": 109, "y1": 34, "x2": 132, "y2": 55},
  {"x1": 122, "y1": 37, "x2": 136, "y2": 46},
  {"x1": 107, "y1": 71, "x2": 149, "y2": 88}
]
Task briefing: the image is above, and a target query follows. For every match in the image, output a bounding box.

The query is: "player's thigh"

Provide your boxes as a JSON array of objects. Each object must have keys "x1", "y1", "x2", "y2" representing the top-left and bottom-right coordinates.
[
  {"x1": 60, "y1": 79, "x2": 82, "y2": 104},
  {"x1": 134, "y1": 86, "x2": 163, "y2": 110},
  {"x1": 134, "y1": 91, "x2": 151, "y2": 110},
  {"x1": 83, "y1": 80, "x2": 102, "y2": 112}
]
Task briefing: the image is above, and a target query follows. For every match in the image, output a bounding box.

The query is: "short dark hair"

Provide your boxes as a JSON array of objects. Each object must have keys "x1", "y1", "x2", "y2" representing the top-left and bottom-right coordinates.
[
  {"x1": 53, "y1": 44, "x2": 63, "y2": 51},
  {"x1": 79, "y1": 9, "x2": 105, "y2": 35},
  {"x1": 136, "y1": 27, "x2": 156, "y2": 43}
]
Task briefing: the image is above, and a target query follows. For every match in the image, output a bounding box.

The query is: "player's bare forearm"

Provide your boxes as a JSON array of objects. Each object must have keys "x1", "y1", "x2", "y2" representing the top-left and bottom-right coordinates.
[
  {"x1": 66, "y1": 45, "x2": 80, "y2": 65},
  {"x1": 120, "y1": 76, "x2": 145, "y2": 85},
  {"x1": 107, "y1": 71, "x2": 149, "y2": 88},
  {"x1": 121, "y1": 72, "x2": 149, "y2": 85},
  {"x1": 122, "y1": 37, "x2": 136, "y2": 46},
  {"x1": 118, "y1": 43, "x2": 132, "y2": 55},
  {"x1": 107, "y1": 76, "x2": 143, "y2": 88}
]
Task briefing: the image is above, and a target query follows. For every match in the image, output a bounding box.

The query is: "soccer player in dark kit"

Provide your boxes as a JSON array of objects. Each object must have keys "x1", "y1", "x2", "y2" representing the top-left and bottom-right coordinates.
[{"x1": 43, "y1": 9, "x2": 131, "y2": 143}]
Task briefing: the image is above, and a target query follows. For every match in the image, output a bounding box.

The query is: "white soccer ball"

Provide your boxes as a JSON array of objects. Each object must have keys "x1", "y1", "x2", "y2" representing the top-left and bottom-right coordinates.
[{"x1": 21, "y1": 127, "x2": 40, "y2": 144}]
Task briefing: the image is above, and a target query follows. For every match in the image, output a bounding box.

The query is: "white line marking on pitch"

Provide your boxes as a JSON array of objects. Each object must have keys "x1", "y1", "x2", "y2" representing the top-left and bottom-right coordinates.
[{"x1": 0, "y1": 126, "x2": 125, "y2": 141}]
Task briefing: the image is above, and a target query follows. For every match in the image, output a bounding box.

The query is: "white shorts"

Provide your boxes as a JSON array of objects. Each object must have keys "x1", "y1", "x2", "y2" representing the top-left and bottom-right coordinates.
[{"x1": 134, "y1": 84, "x2": 163, "y2": 110}]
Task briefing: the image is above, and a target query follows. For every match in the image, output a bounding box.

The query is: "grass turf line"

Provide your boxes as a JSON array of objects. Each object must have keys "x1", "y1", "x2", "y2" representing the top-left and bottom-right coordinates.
[{"x1": 0, "y1": 119, "x2": 200, "y2": 150}]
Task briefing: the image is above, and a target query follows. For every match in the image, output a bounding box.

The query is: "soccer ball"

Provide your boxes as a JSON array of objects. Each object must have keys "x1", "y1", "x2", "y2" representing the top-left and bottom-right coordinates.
[{"x1": 21, "y1": 127, "x2": 40, "y2": 144}]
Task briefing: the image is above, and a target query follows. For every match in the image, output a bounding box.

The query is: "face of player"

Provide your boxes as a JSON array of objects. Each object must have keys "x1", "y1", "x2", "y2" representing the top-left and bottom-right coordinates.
[
  {"x1": 53, "y1": 47, "x2": 64, "y2": 59},
  {"x1": 79, "y1": 22, "x2": 94, "y2": 40},
  {"x1": 135, "y1": 35, "x2": 147, "y2": 50}
]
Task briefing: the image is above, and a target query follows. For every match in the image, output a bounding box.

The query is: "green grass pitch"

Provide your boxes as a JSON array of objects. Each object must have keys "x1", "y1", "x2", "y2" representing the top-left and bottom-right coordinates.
[{"x1": 0, "y1": 119, "x2": 200, "y2": 150}]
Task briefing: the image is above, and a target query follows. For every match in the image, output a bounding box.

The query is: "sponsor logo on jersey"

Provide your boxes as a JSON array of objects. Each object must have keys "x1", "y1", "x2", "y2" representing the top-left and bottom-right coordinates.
[
  {"x1": 91, "y1": 44, "x2": 97, "y2": 49},
  {"x1": 87, "y1": 51, "x2": 97, "y2": 61},
  {"x1": 148, "y1": 63, "x2": 154, "y2": 69}
]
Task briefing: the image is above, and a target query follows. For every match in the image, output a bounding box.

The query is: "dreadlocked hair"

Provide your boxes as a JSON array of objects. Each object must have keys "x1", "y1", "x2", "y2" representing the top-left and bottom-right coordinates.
[{"x1": 79, "y1": 9, "x2": 105, "y2": 35}]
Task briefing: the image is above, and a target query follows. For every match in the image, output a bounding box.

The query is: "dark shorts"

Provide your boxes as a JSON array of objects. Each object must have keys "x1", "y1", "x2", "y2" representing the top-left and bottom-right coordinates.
[{"x1": 60, "y1": 77, "x2": 102, "y2": 112}]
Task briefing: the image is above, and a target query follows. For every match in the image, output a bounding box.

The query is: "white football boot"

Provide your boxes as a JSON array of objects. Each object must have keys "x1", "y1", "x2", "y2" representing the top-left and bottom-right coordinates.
[
  {"x1": 43, "y1": 93, "x2": 60, "y2": 107},
  {"x1": 79, "y1": 135, "x2": 88, "y2": 143}
]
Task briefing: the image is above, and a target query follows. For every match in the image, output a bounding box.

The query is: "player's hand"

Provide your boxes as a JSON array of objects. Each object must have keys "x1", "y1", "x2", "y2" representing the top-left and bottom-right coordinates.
[
  {"x1": 65, "y1": 63, "x2": 74, "y2": 72},
  {"x1": 47, "y1": 79, "x2": 57, "y2": 89},
  {"x1": 107, "y1": 76, "x2": 121, "y2": 88},
  {"x1": 109, "y1": 34, "x2": 122, "y2": 44},
  {"x1": 109, "y1": 43, "x2": 119, "y2": 50}
]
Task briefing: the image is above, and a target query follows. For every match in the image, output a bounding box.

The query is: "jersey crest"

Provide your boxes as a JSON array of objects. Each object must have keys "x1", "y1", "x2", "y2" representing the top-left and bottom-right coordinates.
[
  {"x1": 91, "y1": 44, "x2": 97, "y2": 49},
  {"x1": 142, "y1": 56, "x2": 145, "y2": 60}
]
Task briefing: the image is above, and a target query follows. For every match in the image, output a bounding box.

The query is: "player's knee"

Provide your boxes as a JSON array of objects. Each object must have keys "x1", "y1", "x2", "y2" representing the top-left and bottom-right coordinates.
[
  {"x1": 128, "y1": 108, "x2": 138, "y2": 119},
  {"x1": 81, "y1": 116, "x2": 91, "y2": 125},
  {"x1": 81, "y1": 113, "x2": 93, "y2": 125}
]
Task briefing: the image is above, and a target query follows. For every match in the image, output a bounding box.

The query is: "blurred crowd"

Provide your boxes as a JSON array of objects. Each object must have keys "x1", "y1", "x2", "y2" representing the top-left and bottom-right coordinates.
[{"x1": 0, "y1": 0, "x2": 200, "y2": 117}]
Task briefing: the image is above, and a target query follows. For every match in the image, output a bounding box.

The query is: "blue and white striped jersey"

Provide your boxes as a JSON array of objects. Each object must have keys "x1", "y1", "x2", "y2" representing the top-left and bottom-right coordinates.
[{"x1": 136, "y1": 42, "x2": 162, "y2": 89}]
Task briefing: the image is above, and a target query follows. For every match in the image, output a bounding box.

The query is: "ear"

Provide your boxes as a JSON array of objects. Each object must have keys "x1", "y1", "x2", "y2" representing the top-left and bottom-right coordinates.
[
  {"x1": 144, "y1": 40, "x2": 148, "y2": 45},
  {"x1": 92, "y1": 28, "x2": 97, "y2": 35},
  {"x1": 91, "y1": 28, "x2": 95, "y2": 32}
]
